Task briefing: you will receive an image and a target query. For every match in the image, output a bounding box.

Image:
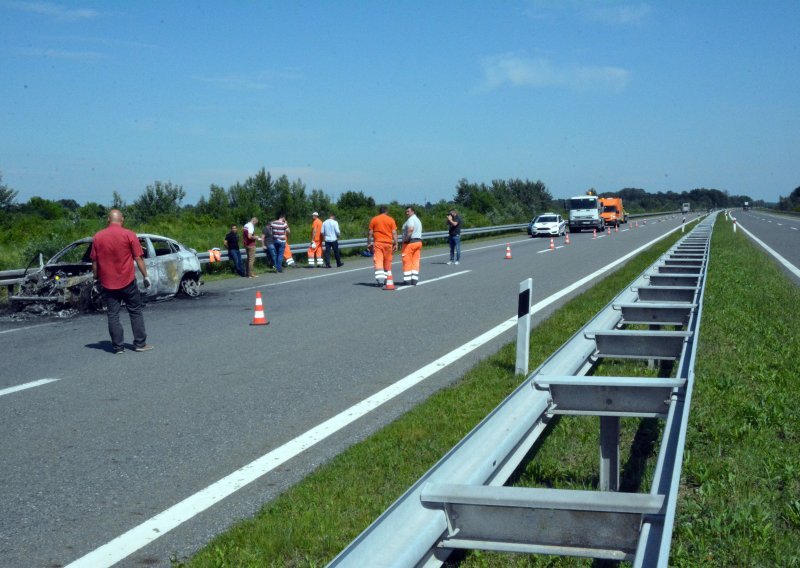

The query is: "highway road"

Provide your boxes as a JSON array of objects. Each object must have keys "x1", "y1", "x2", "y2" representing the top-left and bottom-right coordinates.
[
  {"x1": 0, "y1": 214, "x2": 694, "y2": 568},
  {"x1": 731, "y1": 209, "x2": 800, "y2": 284}
]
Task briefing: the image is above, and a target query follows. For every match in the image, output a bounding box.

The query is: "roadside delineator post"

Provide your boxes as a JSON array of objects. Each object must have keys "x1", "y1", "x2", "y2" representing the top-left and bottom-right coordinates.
[
  {"x1": 733, "y1": 218, "x2": 737, "y2": 233},
  {"x1": 251, "y1": 291, "x2": 269, "y2": 325},
  {"x1": 515, "y1": 278, "x2": 533, "y2": 376}
]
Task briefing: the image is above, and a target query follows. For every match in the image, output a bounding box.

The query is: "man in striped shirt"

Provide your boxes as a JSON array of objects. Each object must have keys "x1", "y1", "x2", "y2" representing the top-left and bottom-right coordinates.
[{"x1": 270, "y1": 213, "x2": 291, "y2": 273}]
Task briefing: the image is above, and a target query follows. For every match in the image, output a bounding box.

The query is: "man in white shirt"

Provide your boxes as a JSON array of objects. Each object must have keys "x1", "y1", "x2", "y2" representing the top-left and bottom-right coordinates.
[
  {"x1": 321, "y1": 213, "x2": 344, "y2": 268},
  {"x1": 401, "y1": 206, "x2": 423, "y2": 285}
]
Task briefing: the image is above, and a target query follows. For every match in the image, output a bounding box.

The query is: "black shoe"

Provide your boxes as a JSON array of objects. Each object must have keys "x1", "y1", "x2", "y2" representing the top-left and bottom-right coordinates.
[
  {"x1": 113, "y1": 347, "x2": 124, "y2": 355},
  {"x1": 337, "y1": 263, "x2": 344, "y2": 267}
]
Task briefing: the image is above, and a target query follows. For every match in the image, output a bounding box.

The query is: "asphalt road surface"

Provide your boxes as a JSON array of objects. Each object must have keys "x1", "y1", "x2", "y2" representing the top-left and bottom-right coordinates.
[
  {"x1": 731, "y1": 209, "x2": 800, "y2": 284},
  {"x1": 0, "y1": 214, "x2": 695, "y2": 568}
]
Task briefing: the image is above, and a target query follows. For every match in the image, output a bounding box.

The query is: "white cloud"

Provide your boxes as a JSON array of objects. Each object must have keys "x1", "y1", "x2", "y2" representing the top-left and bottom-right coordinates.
[
  {"x1": 6, "y1": 1, "x2": 98, "y2": 22},
  {"x1": 18, "y1": 46, "x2": 104, "y2": 60},
  {"x1": 478, "y1": 53, "x2": 629, "y2": 92},
  {"x1": 586, "y1": 3, "x2": 652, "y2": 25}
]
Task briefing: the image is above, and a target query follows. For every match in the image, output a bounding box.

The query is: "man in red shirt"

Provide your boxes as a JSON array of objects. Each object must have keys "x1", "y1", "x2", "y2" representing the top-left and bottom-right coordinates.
[{"x1": 90, "y1": 209, "x2": 153, "y2": 354}]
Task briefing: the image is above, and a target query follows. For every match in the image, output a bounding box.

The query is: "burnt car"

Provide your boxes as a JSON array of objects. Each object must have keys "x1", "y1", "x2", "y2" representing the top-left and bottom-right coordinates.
[{"x1": 11, "y1": 234, "x2": 202, "y2": 312}]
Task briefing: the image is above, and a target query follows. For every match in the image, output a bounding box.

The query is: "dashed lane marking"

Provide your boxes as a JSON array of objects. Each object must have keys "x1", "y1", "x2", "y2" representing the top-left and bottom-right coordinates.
[{"x1": 0, "y1": 378, "x2": 60, "y2": 398}]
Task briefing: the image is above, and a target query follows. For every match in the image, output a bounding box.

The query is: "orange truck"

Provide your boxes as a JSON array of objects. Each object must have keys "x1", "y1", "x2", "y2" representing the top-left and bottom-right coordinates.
[{"x1": 599, "y1": 197, "x2": 628, "y2": 227}]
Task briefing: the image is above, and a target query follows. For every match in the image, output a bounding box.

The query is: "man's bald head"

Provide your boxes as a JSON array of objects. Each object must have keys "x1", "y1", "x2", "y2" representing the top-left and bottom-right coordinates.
[{"x1": 108, "y1": 209, "x2": 124, "y2": 225}]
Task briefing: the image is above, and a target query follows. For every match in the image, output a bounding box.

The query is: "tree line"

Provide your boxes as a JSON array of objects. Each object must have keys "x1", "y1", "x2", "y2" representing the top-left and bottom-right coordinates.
[{"x1": 1, "y1": 167, "x2": 794, "y2": 270}]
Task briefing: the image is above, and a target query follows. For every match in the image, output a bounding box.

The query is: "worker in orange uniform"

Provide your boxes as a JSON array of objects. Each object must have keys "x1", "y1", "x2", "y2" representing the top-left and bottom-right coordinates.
[
  {"x1": 367, "y1": 205, "x2": 398, "y2": 288},
  {"x1": 401, "y1": 205, "x2": 423, "y2": 285},
  {"x1": 307, "y1": 211, "x2": 324, "y2": 268}
]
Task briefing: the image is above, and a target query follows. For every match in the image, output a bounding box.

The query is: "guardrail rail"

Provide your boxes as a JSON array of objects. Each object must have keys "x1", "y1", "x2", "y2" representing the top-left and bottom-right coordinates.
[{"x1": 328, "y1": 213, "x2": 717, "y2": 567}]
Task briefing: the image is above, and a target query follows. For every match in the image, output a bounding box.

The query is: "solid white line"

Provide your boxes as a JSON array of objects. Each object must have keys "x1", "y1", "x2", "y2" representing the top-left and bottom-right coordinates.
[
  {"x1": 396, "y1": 270, "x2": 470, "y2": 291},
  {"x1": 0, "y1": 322, "x2": 59, "y2": 335},
  {"x1": 736, "y1": 223, "x2": 800, "y2": 281},
  {"x1": 0, "y1": 378, "x2": 60, "y2": 398},
  {"x1": 65, "y1": 223, "x2": 684, "y2": 568}
]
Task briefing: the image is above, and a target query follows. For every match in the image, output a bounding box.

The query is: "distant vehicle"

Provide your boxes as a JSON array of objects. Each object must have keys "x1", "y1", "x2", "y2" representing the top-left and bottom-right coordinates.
[
  {"x1": 568, "y1": 194, "x2": 604, "y2": 233},
  {"x1": 529, "y1": 213, "x2": 566, "y2": 237},
  {"x1": 743, "y1": 201, "x2": 751, "y2": 210},
  {"x1": 599, "y1": 197, "x2": 628, "y2": 227},
  {"x1": 682, "y1": 203, "x2": 691, "y2": 214},
  {"x1": 11, "y1": 234, "x2": 202, "y2": 312}
]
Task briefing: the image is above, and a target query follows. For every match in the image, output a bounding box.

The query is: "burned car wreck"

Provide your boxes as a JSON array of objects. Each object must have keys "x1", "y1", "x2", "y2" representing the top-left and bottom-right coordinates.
[{"x1": 11, "y1": 234, "x2": 202, "y2": 312}]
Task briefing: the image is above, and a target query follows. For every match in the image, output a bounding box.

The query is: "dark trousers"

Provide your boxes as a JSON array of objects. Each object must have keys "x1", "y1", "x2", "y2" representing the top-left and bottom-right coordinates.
[
  {"x1": 324, "y1": 241, "x2": 342, "y2": 267},
  {"x1": 102, "y1": 279, "x2": 147, "y2": 350},
  {"x1": 228, "y1": 248, "x2": 245, "y2": 276}
]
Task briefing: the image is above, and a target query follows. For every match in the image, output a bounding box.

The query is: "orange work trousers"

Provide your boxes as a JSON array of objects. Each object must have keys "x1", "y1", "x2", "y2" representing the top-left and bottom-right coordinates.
[
  {"x1": 372, "y1": 242, "x2": 394, "y2": 284},
  {"x1": 307, "y1": 241, "x2": 324, "y2": 266},
  {"x1": 401, "y1": 241, "x2": 422, "y2": 284}
]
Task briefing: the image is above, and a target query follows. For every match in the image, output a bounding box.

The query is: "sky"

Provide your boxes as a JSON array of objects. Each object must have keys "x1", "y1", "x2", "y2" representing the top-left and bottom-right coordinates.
[{"x1": 1, "y1": 1, "x2": 798, "y2": 208}]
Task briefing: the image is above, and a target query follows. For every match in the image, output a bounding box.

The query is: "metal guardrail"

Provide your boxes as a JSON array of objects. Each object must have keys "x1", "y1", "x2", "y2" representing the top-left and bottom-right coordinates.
[{"x1": 328, "y1": 213, "x2": 717, "y2": 567}]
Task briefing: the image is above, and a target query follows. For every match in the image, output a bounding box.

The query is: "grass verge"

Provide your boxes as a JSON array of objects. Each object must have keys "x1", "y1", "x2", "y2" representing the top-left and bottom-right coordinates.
[{"x1": 178, "y1": 218, "x2": 799, "y2": 567}]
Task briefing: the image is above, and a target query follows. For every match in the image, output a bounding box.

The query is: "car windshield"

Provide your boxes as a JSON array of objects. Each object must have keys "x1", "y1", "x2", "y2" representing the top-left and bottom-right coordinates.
[
  {"x1": 603, "y1": 205, "x2": 617, "y2": 212},
  {"x1": 536, "y1": 216, "x2": 558, "y2": 223}
]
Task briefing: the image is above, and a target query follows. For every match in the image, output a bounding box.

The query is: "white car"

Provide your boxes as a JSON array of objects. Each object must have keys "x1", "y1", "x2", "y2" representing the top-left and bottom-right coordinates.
[{"x1": 529, "y1": 213, "x2": 566, "y2": 237}]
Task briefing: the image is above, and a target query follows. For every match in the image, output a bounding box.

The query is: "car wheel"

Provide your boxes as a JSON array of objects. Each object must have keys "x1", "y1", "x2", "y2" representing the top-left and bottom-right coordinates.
[{"x1": 179, "y1": 275, "x2": 201, "y2": 297}]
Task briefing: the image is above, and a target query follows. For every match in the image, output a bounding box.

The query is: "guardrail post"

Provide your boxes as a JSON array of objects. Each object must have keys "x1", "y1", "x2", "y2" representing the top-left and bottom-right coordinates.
[
  {"x1": 599, "y1": 416, "x2": 620, "y2": 492},
  {"x1": 515, "y1": 278, "x2": 532, "y2": 376}
]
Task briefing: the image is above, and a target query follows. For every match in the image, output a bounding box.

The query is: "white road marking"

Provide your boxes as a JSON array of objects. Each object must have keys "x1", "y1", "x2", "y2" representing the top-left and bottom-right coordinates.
[
  {"x1": 0, "y1": 322, "x2": 59, "y2": 335},
  {"x1": 65, "y1": 224, "x2": 685, "y2": 567},
  {"x1": 396, "y1": 270, "x2": 470, "y2": 291},
  {"x1": 736, "y1": 223, "x2": 800, "y2": 281},
  {"x1": 0, "y1": 378, "x2": 60, "y2": 398}
]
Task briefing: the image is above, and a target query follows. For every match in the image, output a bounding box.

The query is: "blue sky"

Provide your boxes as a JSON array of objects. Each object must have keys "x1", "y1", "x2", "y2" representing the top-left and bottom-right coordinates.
[{"x1": 1, "y1": 1, "x2": 798, "y2": 207}]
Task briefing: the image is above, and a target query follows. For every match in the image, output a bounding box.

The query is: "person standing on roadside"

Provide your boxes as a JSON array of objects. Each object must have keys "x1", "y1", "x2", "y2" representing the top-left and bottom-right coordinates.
[
  {"x1": 322, "y1": 213, "x2": 344, "y2": 268},
  {"x1": 261, "y1": 222, "x2": 278, "y2": 271},
  {"x1": 242, "y1": 217, "x2": 261, "y2": 278},
  {"x1": 223, "y1": 224, "x2": 245, "y2": 277},
  {"x1": 401, "y1": 205, "x2": 423, "y2": 285},
  {"x1": 446, "y1": 208, "x2": 461, "y2": 265},
  {"x1": 270, "y1": 213, "x2": 290, "y2": 273},
  {"x1": 367, "y1": 205, "x2": 398, "y2": 287},
  {"x1": 307, "y1": 211, "x2": 324, "y2": 268},
  {"x1": 90, "y1": 209, "x2": 153, "y2": 354}
]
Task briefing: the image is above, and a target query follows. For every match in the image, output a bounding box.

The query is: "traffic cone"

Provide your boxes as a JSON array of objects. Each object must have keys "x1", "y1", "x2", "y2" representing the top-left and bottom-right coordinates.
[
  {"x1": 250, "y1": 291, "x2": 269, "y2": 325},
  {"x1": 505, "y1": 244, "x2": 512, "y2": 259},
  {"x1": 593, "y1": 229, "x2": 597, "y2": 239},
  {"x1": 384, "y1": 273, "x2": 396, "y2": 290},
  {"x1": 549, "y1": 237, "x2": 555, "y2": 251},
  {"x1": 565, "y1": 232, "x2": 571, "y2": 245},
  {"x1": 615, "y1": 224, "x2": 619, "y2": 233},
  {"x1": 635, "y1": 221, "x2": 639, "y2": 229},
  {"x1": 607, "y1": 227, "x2": 611, "y2": 235}
]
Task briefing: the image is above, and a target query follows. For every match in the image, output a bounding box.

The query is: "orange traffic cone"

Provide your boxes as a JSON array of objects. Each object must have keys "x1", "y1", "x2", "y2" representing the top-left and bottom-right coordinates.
[
  {"x1": 607, "y1": 227, "x2": 611, "y2": 235},
  {"x1": 593, "y1": 229, "x2": 597, "y2": 239},
  {"x1": 565, "y1": 232, "x2": 571, "y2": 245},
  {"x1": 505, "y1": 244, "x2": 512, "y2": 259},
  {"x1": 549, "y1": 237, "x2": 555, "y2": 251},
  {"x1": 384, "y1": 273, "x2": 396, "y2": 290},
  {"x1": 615, "y1": 224, "x2": 619, "y2": 233},
  {"x1": 250, "y1": 291, "x2": 269, "y2": 325},
  {"x1": 635, "y1": 221, "x2": 639, "y2": 229}
]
